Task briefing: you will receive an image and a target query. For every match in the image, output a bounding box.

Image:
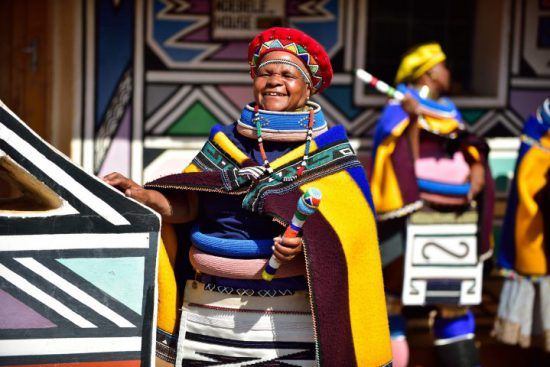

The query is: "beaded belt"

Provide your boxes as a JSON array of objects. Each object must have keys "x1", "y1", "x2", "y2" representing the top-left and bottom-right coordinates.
[{"x1": 196, "y1": 274, "x2": 308, "y2": 297}]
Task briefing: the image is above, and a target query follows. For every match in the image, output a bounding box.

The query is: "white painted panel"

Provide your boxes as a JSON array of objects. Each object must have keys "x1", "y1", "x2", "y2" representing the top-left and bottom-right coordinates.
[{"x1": 0, "y1": 337, "x2": 141, "y2": 356}]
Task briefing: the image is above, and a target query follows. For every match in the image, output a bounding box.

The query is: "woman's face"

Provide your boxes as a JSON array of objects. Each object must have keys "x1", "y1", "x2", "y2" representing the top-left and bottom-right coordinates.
[
  {"x1": 253, "y1": 51, "x2": 312, "y2": 112},
  {"x1": 426, "y1": 62, "x2": 451, "y2": 94}
]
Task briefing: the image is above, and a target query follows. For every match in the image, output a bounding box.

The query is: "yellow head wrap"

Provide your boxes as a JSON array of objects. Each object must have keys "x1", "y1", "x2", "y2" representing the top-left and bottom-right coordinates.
[{"x1": 394, "y1": 43, "x2": 446, "y2": 85}]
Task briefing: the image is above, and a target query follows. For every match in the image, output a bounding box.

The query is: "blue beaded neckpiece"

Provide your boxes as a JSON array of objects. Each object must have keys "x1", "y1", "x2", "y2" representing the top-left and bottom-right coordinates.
[{"x1": 237, "y1": 101, "x2": 327, "y2": 140}]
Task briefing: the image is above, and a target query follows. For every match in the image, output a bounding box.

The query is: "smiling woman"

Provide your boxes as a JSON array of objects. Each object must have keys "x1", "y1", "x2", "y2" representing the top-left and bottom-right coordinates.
[
  {"x1": 253, "y1": 51, "x2": 312, "y2": 112},
  {"x1": 105, "y1": 27, "x2": 392, "y2": 367}
]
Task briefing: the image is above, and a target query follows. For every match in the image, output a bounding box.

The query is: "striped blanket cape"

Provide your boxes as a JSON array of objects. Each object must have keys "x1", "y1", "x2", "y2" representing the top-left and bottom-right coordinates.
[
  {"x1": 492, "y1": 115, "x2": 550, "y2": 351},
  {"x1": 498, "y1": 115, "x2": 550, "y2": 277},
  {"x1": 146, "y1": 124, "x2": 392, "y2": 366}
]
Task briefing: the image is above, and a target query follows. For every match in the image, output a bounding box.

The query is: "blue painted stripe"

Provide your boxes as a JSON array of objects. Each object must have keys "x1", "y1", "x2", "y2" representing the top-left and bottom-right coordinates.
[{"x1": 96, "y1": 0, "x2": 134, "y2": 124}]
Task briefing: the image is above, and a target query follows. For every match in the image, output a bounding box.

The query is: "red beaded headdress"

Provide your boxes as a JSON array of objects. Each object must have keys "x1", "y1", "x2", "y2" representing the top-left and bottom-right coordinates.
[{"x1": 248, "y1": 27, "x2": 333, "y2": 93}]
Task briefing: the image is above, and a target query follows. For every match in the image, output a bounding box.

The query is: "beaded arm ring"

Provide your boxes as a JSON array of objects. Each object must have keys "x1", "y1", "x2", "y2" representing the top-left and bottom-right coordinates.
[{"x1": 254, "y1": 104, "x2": 315, "y2": 182}]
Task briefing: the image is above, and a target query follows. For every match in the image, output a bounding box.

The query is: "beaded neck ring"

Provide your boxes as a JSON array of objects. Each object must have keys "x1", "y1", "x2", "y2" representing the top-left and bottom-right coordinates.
[{"x1": 254, "y1": 104, "x2": 315, "y2": 182}]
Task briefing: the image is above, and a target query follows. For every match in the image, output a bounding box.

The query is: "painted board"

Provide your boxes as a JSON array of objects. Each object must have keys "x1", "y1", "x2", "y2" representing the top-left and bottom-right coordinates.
[{"x1": 0, "y1": 102, "x2": 160, "y2": 367}]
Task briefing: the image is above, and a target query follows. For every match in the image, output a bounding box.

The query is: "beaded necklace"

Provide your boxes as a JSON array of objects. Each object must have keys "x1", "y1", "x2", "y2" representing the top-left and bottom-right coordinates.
[{"x1": 253, "y1": 104, "x2": 314, "y2": 182}]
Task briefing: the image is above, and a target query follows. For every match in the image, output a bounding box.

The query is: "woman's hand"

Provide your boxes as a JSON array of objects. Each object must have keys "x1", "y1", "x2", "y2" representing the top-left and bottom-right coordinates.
[
  {"x1": 467, "y1": 162, "x2": 485, "y2": 201},
  {"x1": 103, "y1": 172, "x2": 172, "y2": 217},
  {"x1": 272, "y1": 236, "x2": 303, "y2": 263},
  {"x1": 103, "y1": 172, "x2": 198, "y2": 223}
]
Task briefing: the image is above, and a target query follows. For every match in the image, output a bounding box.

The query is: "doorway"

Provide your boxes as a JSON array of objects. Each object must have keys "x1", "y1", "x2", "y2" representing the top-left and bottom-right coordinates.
[{"x1": 0, "y1": 0, "x2": 52, "y2": 142}]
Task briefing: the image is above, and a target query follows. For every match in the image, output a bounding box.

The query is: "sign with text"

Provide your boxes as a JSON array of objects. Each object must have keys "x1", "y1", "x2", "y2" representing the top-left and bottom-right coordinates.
[{"x1": 212, "y1": 0, "x2": 285, "y2": 39}]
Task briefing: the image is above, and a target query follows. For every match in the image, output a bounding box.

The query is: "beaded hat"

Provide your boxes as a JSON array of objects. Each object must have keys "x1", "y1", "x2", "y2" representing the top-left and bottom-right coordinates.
[
  {"x1": 248, "y1": 27, "x2": 333, "y2": 93},
  {"x1": 395, "y1": 43, "x2": 447, "y2": 85}
]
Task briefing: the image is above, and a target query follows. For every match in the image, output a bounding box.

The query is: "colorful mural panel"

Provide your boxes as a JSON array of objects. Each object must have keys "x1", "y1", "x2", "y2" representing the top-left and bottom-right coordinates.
[
  {"x1": 82, "y1": 0, "x2": 548, "y2": 259},
  {"x1": 82, "y1": 0, "x2": 548, "y2": 182},
  {"x1": 0, "y1": 102, "x2": 160, "y2": 366}
]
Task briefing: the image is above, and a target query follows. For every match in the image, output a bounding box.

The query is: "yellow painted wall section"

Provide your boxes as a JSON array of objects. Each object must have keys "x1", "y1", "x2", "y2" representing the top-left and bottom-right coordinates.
[{"x1": 302, "y1": 172, "x2": 392, "y2": 366}]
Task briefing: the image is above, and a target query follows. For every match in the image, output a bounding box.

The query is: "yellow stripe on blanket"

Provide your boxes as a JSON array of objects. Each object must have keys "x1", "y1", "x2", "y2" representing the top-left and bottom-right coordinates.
[
  {"x1": 302, "y1": 172, "x2": 392, "y2": 366},
  {"x1": 515, "y1": 136, "x2": 550, "y2": 275},
  {"x1": 157, "y1": 225, "x2": 181, "y2": 334},
  {"x1": 271, "y1": 141, "x2": 319, "y2": 170},
  {"x1": 466, "y1": 146, "x2": 481, "y2": 162},
  {"x1": 212, "y1": 131, "x2": 249, "y2": 165},
  {"x1": 423, "y1": 115, "x2": 461, "y2": 135},
  {"x1": 370, "y1": 119, "x2": 409, "y2": 213},
  {"x1": 184, "y1": 163, "x2": 202, "y2": 173}
]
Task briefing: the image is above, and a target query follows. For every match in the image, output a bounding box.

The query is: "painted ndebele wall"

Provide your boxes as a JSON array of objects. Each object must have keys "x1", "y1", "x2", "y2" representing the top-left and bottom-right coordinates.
[
  {"x1": 81, "y1": 0, "x2": 548, "y2": 234},
  {"x1": 0, "y1": 102, "x2": 160, "y2": 366}
]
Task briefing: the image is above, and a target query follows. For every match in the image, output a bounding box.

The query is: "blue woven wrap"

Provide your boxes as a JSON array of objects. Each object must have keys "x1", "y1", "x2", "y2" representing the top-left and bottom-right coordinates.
[
  {"x1": 190, "y1": 225, "x2": 274, "y2": 259},
  {"x1": 417, "y1": 179, "x2": 471, "y2": 196}
]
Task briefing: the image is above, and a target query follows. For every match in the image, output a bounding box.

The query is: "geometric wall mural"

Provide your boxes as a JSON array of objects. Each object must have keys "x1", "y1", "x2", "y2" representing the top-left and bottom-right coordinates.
[
  {"x1": 82, "y1": 0, "x2": 548, "y2": 229},
  {"x1": 0, "y1": 103, "x2": 160, "y2": 366},
  {"x1": 72, "y1": 0, "x2": 550, "y2": 361}
]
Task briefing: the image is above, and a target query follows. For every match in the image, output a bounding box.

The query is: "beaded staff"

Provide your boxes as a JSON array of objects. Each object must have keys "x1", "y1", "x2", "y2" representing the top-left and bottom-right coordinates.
[
  {"x1": 262, "y1": 188, "x2": 322, "y2": 281},
  {"x1": 356, "y1": 69, "x2": 405, "y2": 101}
]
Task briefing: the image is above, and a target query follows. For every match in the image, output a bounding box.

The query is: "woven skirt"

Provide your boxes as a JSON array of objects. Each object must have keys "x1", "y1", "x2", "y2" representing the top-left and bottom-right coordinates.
[
  {"x1": 492, "y1": 276, "x2": 550, "y2": 352},
  {"x1": 175, "y1": 280, "x2": 317, "y2": 366}
]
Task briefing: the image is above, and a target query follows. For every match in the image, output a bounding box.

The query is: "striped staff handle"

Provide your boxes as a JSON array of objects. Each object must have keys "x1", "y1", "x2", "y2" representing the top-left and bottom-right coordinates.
[
  {"x1": 262, "y1": 188, "x2": 322, "y2": 281},
  {"x1": 356, "y1": 69, "x2": 405, "y2": 101}
]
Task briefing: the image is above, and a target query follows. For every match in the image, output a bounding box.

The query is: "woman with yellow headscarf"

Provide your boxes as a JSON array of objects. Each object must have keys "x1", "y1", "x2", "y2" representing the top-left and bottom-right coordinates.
[{"x1": 369, "y1": 42, "x2": 495, "y2": 367}]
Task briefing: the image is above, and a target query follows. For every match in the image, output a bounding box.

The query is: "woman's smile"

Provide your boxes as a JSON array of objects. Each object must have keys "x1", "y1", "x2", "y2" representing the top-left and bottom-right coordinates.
[{"x1": 253, "y1": 51, "x2": 311, "y2": 112}]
